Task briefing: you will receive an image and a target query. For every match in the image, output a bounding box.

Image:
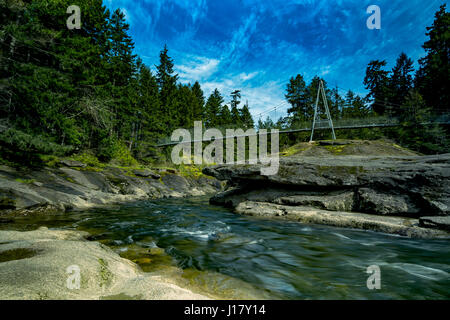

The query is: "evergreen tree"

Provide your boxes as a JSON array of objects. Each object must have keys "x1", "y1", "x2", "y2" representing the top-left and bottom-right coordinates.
[
  {"x1": 343, "y1": 91, "x2": 370, "y2": 119},
  {"x1": 191, "y1": 81, "x2": 205, "y2": 121},
  {"x1": 138, "y1": 64, "x2": 162, "y2": 137},
  {"x1": 230, "y1": 90, "x2": 242, "y2": 126},
  {"x1": 155, "y1": 45, "x2": 179, "y2": 132},
  {"x1": 239, "y1": 102, "x2": 254, "y2": 129},
  {"x1": 364, "y1": 60, "x2": 390, "y2": 115},
  {"x1": 230, "y1": 104, "x2": 242, "y2": 127},
  {"x1": 330, "y1": 87, "x2": 344, "y2": 120},
  {"x1": 257, "y1": 116, "x2": 274, "y2": 130},
  {"x1": 415, "y1": 4, "x2": 449, "y2": 113},
  {"x1": 388, "y1": 52, "x2": 414, "y2": 116},
  {"x1": 204, "y1": 89, "x2": 223, "y2": 127},
  {"x1": 217, "y1": 104, "x2": 232, "y2": 125},
  {"x1": 257, "y1": 118, "x2": 265, "y2": 130},
  {"x1": 285, "y1": 74, "x2": 309, "y2": 122},
  {"x1": 177, "y1": 84, "x2": 196, "y2": 127},
  {"x1": 108, "y1": 8, "x2": 138, "y2": 142}
]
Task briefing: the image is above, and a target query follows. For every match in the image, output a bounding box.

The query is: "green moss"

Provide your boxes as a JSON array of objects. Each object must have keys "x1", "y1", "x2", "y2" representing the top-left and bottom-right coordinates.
[
  {"x1": 36, "y1": 291, "x2": 51, "y2": 300},
  {"x1": 71, "y1": 152, "x2": 104, "y2": 168},
  {"x1": 280, "y1": 144, "x2": 310, "y2": 157},
  {"x1": 98, "y1": 258, "x2": 113, "y2": 288},
  {"x1": 323, "y1": 145, "x2": 346, "y2": 154},
  {"x1": 178, "y1": 164, "x2": 204, "y2": 178},
  {"x1": 66, "y1": 177, "x2": 76, "y2": 184},
  {"x1": 38, "y1": 154, "x2": 59, "y2": 167},
  {"x1": 109, "y1": 144, "x2": 138, "y2": 167},
  {"x1": 15, "y1": 178, "x2": 36, "y2": 184}
]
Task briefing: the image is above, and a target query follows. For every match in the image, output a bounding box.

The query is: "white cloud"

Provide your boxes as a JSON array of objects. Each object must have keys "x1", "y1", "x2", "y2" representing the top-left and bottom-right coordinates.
[
  {"x1": 177, "y1": 56, "x2": 220, "y2": 83},
  {"x1": 239, "y1": 71, "x2": 259, "y2": 81}
]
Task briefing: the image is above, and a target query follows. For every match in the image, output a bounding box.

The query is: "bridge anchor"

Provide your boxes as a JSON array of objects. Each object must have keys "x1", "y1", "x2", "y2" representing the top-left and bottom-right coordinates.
[{"x1": 310, "y1": 80, "x2": 336, "y2": 142}]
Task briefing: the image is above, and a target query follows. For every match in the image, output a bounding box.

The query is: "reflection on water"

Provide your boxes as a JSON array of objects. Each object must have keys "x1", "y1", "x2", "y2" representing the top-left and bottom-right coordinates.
[{"x1": 2, "y1": 197, "x2": 449, "y2": 299}]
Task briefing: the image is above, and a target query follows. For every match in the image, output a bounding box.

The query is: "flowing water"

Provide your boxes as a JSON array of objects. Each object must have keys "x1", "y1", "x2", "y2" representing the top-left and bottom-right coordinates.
[{"x1": 2, "y1": 197, "x2": 449, "y2": 299}]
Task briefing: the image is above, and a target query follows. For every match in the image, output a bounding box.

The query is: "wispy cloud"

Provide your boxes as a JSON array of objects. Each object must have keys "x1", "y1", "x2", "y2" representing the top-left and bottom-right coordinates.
[
  {"x1": 177, "y1": 56, "x2": 220, "y2": 82},
  {"x1": 104, "y1": 0, "x2": 444, "y2": 120}
]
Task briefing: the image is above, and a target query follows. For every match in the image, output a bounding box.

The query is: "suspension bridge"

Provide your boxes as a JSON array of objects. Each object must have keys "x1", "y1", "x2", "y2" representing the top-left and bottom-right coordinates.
[
  {"x1": 155, "y1": 80, "x2": 450, "y2": 147},
  {"x1": 154, "y1": 114, "x2": 450, "y2": 147}
]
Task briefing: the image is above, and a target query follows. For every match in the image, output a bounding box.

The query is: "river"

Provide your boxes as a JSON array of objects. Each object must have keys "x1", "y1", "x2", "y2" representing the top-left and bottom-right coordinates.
[{"x1": 2, "y1": 196, "x2": 449, "y2": 299}]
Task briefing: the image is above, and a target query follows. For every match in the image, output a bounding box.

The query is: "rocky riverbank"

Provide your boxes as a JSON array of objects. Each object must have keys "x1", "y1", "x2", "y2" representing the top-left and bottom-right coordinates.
[
  {"x1": 0, "y1": 227, "x2": 210, "y2": 299},
  {"x1": 0, "y1": 162, "x2": 222, "y2": 217},
  {"x1": 203, "y1": 144, "x2": 450, "y2": 238}
]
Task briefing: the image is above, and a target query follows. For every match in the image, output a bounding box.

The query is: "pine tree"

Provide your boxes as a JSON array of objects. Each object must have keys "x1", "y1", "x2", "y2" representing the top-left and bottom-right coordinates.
[
  {"x1": 230, "y1": 104, "x2": 242, "y2": 127},
  {"x1": 230, "y1": 90, "x2": 241, "y2": 107},
  {"x1": 138, "y1": 64, "x2": 162, "y2": 137},
  {"x1": 364, "y1": 60, "x2": 390, "y2": 115},
  {"x1": 108, "y1": 8, "x2": 138, "y2": 141},
  {"x1": 177, "y1": 84, "x2": 196, "y2": 128},
  {"x1": 285, "y1": 74, "x2": 309, "y2": 122},
  {"x1": 230, "y1": 90, "x2": 242, "y2": 126},
  {"x1": 204, "y1": 89, "x2": 223, "y2": 127},
  {"x1": 388, "y1": 52, "x2": 414, "y2": 116},
  {"x1": 239, "y1": 102, "x2": 254, "y2": 129},
  {"x1": 191, "y1": 81, "x2": 205, "y2": 121},
  {"x1": 218, "y1": 104, "x2": 232, "y2": 125},
  {"x1": 155, "y1": 45, "x2": 179, "y2": 132},
  {"x1": 415, "y1": 4, "x2": 449, "y2": 113}
]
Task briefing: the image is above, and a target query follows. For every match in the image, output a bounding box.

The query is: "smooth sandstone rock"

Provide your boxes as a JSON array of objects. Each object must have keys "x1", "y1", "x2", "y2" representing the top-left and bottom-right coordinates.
[{"x1": 0, "y1": 227, "x2": 210, "y2": 300}]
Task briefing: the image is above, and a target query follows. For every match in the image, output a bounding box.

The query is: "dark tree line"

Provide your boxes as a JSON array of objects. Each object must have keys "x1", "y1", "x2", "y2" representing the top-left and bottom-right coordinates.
[{"x1": 0, "y1": 0, "x2": 254, "y2": 164}]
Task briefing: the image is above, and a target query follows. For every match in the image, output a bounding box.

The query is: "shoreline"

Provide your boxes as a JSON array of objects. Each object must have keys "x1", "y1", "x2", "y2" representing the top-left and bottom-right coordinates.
[
  {"x1": 0, "y1": 163, "x2": 222, "y2": 217},
  {"x1": 0, "y1": 227, "x2": 214, "y2": 300}
]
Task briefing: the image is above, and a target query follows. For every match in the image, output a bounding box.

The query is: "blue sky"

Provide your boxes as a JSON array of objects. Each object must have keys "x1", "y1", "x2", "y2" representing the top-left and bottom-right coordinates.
[{"x1": 104, "y1": 0, "x2": 447, "y2": 120}]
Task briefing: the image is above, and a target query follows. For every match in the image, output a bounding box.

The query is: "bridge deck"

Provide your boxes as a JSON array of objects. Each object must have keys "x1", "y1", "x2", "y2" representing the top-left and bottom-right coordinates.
[{"x1": 154, "y1": 120, "x2": 449, "y2": 147}]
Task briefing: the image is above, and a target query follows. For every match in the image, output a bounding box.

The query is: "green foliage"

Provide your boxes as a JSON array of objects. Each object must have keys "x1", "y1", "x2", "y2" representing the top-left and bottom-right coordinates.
[
  {"x1": 72, "y1": 152, "x2": 103, "y2": 168},
  {"x1": 0, "y1": 128, "x2": 73, "y2": 155},
  {"x1": 111, "y1": 143, "x2": 138, "y2": 167},
  {"x1": 416, "y1": 4, "x2": 449, "y2": 113}
]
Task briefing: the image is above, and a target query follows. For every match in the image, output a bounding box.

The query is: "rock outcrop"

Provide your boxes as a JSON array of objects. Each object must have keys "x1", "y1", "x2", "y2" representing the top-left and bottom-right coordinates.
[
  {"x1": 0, "y1": 227, "x2": 210, "y2": 300},
  {"x1": 0, "y1": 164, "x2": 221, "y2": 216},
  {"x1": 203, "y1": 153, "x2": 450, "y2": 237}
]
